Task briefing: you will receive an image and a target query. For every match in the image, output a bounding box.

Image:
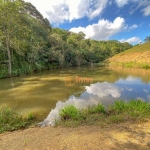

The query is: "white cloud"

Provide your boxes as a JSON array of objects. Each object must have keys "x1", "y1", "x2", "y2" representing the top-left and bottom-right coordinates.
[
  {"x1": 109, "y1": 1, "x2": 112, "y2": 6},
  {"x1": 129, "y1": 24, "x2": 138, "y2": 30},
  {"x1": 119, "y1": 37, "x2": 141, "y2": 43},
  {"x1": 142, "y1": 5, "x2": 150, "y2": 16},
  {"x1": 87, "y1": 0, "x2": 108, "y2": 19},
  {"x1": 24, "y1": 0, "x2": 109, "y2": 24},
  {"x1": 115, "y1": 0, "x2": 140, "y2": 7},
  {"x1": 130, "y1": 0, "x2": 150, "y2": 15},
  {"x1": 115, "y1": 0, "x2": 130, "y2": 7},
  {"x1": 70, "y1": 17, "x2": 126, "y2": 40}
]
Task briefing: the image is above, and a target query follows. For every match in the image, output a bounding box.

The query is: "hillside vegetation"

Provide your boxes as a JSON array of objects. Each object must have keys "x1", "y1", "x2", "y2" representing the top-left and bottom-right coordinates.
[
  {"x1": 108, "y1": 42, "x2": 150, "y2": 68},
  {"x1": 0, "y1": 0, "x2": 132, "y2": 79}
]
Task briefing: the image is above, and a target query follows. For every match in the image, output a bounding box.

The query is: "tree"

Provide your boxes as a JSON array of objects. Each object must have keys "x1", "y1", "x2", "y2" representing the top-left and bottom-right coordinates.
[
  {"x1": 0, "y1": 0, "x2": 28, "y2": 76},
  {"x1": 144, "y1": 36, "x2": 150, "y2": 42}
]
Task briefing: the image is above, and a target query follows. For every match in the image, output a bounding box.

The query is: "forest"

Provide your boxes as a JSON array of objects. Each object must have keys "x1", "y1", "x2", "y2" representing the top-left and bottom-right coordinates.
[{"x1": 0, "y1": 0, "x2": 133, "y2": 78}]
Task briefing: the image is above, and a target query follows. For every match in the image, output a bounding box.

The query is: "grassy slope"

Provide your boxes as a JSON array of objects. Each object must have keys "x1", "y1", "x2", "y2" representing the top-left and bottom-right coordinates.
[{"x1": 108, "y1": 42, "x2": 150, "y2": 68}]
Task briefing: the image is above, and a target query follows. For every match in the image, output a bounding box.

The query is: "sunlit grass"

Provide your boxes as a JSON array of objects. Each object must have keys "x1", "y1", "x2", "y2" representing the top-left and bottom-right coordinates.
[
  {"x1": 0, "y1": 107, "x2": 36, "y2": 133},
  {"x1": 108, "y1": 42, "x2": 150, "y2": 69},
  {"x1": 56, "y1": 100, "x2": 150, "y2": 127}
]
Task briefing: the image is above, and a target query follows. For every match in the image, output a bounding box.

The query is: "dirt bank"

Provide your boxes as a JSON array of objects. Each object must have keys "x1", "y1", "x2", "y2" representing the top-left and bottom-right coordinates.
[{"x1": 0, "y1": 121, "x2": 150, "y2": 150}]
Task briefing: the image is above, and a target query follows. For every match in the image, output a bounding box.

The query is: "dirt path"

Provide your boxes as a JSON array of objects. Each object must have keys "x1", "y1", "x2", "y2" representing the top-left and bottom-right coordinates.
[{"x1": 0, "y1": 121, "x2": 150, "y2": 150}]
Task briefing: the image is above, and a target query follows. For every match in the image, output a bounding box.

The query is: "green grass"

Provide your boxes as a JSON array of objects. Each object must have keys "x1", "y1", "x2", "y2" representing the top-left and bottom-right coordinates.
[
  {"x1": 109, "y1": 62, "x2": 150, "y2": 69},
  {"x1": 119, "y1": 42, "x2": 150, "y2": 54},
  {"x1": 0, "y1": 107, "x2": 36, "y2": 133},
  {"x1": 56, "y1": 100, "x2": 150, "y2": 127},
  {"x1": 1, "y1": 100, "x2": 150, "y2": 133},
  {"x1": 108, "y1": 42, "x2": 150, "y2": 69}
]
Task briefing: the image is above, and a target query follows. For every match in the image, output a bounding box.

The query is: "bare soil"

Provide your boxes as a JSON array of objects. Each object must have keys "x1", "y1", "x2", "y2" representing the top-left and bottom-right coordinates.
[{"x1": 0, "y1": 121, "x2": 150, "y2": 150}]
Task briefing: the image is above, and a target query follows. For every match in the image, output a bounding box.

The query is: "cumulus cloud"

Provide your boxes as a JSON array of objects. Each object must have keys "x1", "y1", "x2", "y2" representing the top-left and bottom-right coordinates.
[
  {"x1": 24, "y1": 0, "x2": 109, "y2": 24},
  {"x1": 70, "y1": 17, "x2": 126, "y2": 40},
  {"x1": 142, "y1": 5, "x2": 150, "y2": 16},
  {"x1": 119, "y1": 37, "x2": 141, "y2": 43}
]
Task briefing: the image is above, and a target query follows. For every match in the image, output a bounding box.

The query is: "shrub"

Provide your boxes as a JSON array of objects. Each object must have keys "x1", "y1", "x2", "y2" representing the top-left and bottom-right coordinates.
[
  {"x1": 59, "y1": 105, "x2": 83, "y2": 121},
  {"x1": 0, "y1": 107, "x2": 36, "y2": 133}
]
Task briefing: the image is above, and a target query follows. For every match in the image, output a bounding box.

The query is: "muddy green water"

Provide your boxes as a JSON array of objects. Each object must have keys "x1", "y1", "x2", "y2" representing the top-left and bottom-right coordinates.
[{"x1": 0, "y1": 66, "x2": 150, "y2": 121}]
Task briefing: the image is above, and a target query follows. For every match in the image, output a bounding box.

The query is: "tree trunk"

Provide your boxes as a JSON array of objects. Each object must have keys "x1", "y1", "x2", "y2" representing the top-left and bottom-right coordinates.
[{"x1": 6, "y1": 37, "x2": 12, "y2": 77}]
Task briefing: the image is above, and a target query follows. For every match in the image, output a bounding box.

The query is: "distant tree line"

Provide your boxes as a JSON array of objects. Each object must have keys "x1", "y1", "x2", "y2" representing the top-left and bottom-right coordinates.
[
  {"x1": 144, "y1": 36, "x2": 150, "y2": 43},
  {"x1": 0, "y1": 0, "x2": 133, "y2": 78}
]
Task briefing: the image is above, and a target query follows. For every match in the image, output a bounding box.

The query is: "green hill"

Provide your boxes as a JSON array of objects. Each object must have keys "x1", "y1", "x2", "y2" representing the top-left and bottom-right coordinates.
[{"x1": 108, "y1": 42, "x2": 150, "y2": 69}]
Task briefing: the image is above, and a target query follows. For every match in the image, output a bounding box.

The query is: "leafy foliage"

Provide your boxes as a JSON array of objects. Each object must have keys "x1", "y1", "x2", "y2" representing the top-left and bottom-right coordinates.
[{"x1": 0, "y1": 0, "x2": 132, "y2": 78}]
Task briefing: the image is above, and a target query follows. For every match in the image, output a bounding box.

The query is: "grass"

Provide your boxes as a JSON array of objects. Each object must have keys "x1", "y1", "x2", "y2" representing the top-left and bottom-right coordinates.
[
  {"x1": 109, "y1": 62, "x2": 150, "y2": 69},
  {"x1": 1, "y1": 100, "x2": 150, "y2": 133},
  {"x1": 108, "y1": 42, "x2": 150, "y2": 69},
  {"x1": 56, "y1": 100, "x2": 150, "y2": 127},
  {"x1": 0, "y1": 107, "x2": 36, "y2": 133}
]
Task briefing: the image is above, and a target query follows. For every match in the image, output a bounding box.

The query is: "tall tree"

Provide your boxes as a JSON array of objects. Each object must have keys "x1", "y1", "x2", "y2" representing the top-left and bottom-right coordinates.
[{"x1": 0, "y1": 0, "x2": 27, "y2": 76}]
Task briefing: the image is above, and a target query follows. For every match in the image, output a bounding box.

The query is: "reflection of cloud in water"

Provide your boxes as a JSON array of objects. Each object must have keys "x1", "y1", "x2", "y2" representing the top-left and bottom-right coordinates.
[
  {"x1": 143, "y1": 89, "x2": 148, "y2": 93},
  {"x1": 40, "y1": 77, "x2": 150, "y2": 127},
  {"x1": 86, "y1": 82, "x2": 121, "y2": 98},
  {"x1": 39, "y1": 82, "x2": 121, "y2": 127},
  {"x1": 125, "y1": 88, "x2": 133, "y2": 92},
  {"x1": 116, "y1": 76, "x2": 142, "y2": 85}
]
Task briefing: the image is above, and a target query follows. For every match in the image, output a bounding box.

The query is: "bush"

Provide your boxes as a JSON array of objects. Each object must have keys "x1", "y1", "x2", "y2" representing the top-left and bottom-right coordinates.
[
  {"x1": 0, "y1": 107, "x2": 36, "y2": 133},
  {"x1": 59, "y1": 105, "x2": 83, "y2": 121}
]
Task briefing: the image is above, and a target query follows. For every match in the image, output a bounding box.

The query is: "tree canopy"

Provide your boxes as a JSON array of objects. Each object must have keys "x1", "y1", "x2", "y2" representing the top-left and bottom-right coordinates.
[
  {"x1": 0, "y1": 0, "x2": 133, "y2": 78},
  {"x1": 144, "y1": 36, "x2": 150, "y2": 43}
]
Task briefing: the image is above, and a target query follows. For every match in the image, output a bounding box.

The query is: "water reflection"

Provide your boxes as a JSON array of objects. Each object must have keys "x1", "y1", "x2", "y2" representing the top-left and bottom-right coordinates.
[
  {"x1": 64, "y1": 76, "x2": 93, "y2": 86},
  {"x1": 41, "y1": 75, "x2": 150, "y2": 126},
  {"x1": 115, "y1": 76, "x2": 150, "y2": 102},
  {"x1": 0, "y1": 66, "x2": 150, "y2": 121}
]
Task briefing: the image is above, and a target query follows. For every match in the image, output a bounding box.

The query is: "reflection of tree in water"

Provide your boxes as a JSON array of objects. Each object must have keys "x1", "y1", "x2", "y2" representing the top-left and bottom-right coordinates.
[
  {"x1": 109, "y1": 66, "x2": 150, "y2": 83},
  {"x1": 65, "y1": 76, "x2": 93, "y2": 86}
]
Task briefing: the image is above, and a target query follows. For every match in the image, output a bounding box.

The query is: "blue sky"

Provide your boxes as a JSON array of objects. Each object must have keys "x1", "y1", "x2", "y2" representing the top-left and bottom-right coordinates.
[{"x1": 24, "y1": 0, "x2": 150, "y2": 45}]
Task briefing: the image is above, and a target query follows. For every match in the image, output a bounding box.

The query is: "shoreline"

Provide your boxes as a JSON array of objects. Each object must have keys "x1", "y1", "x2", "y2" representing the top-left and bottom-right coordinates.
[{"x1": 0, "y1": 120, "x2": 150, "y2": 150}]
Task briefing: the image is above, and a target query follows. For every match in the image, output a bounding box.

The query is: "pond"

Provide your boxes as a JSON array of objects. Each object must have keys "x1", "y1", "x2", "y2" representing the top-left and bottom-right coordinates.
[{"x1": 0, "y1": 65, "x2": 150, "y2": 121}]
